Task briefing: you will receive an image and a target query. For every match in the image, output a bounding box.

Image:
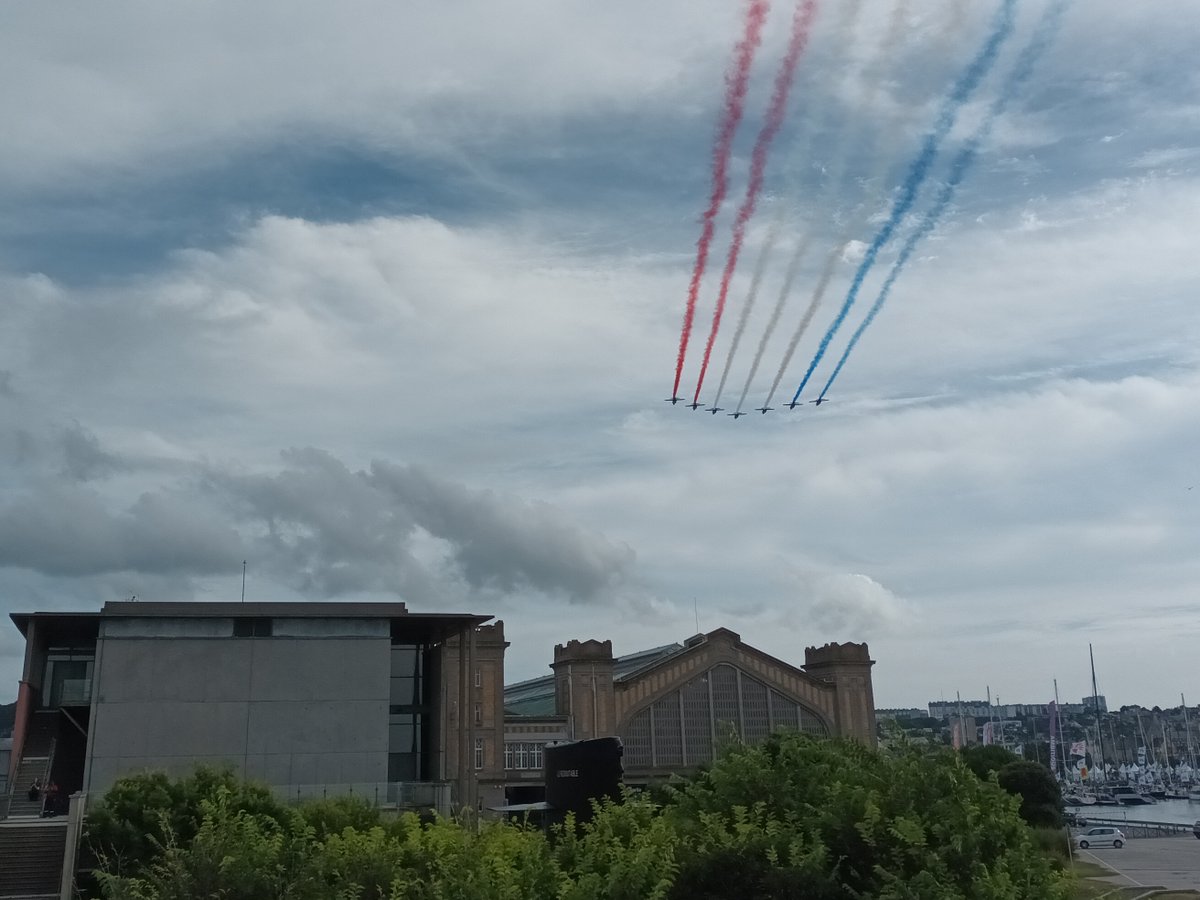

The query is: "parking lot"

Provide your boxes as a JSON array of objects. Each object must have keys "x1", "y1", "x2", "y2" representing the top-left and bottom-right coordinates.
[{"x1": 1080, "y1": 837, "x2": 1200, "y2": 892}]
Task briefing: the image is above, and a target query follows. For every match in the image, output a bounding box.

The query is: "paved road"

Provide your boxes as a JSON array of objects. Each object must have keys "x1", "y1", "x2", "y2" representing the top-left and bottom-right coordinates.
[{"x1": 1080, "y1": 836, "x2": 1200, "y2": 892}]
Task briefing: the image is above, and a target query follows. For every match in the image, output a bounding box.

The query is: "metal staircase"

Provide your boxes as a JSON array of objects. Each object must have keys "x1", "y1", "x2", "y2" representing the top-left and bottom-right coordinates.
[{"x1": 4, "y1": 756, "x2": 51, "y2": 819}]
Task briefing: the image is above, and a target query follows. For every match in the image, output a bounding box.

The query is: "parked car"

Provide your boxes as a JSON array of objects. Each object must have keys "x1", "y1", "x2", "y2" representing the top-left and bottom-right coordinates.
[{"x1": 1077, "y1": 827, "x2": 1125, "y2": 850}]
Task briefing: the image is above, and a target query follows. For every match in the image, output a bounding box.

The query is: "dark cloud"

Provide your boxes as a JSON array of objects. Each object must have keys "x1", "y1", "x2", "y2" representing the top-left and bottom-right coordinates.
[
  {"x1": 211, "y1": 448, "x2": 635, "y2": 603},
  {"x1": 0, "y1": 485, "x2": 243, "y2": 578},
  {"x1": 0, "y1": 443, "x2": 634, "y2": 606},
  {"x1": 60, "y1": 421, "x2": 123, "y2": 481}
]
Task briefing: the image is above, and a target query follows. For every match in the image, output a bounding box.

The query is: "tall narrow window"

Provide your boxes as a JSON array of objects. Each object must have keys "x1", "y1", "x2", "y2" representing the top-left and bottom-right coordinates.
[
  {"x1": 474, "y1": 738, "x2": 484, "y2": 770},
  {"x1": 474, "y1": 703, "x2": 482, "y2": 725},
  {"x1": 474, "y1": 667, "x2": 482, "y2": 688},
  {"x1": 504, "y1": 743, "x2": 514, "y2": 770}
]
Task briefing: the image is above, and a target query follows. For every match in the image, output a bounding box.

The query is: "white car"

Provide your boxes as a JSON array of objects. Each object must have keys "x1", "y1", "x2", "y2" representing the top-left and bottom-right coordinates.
[{"x1": 1077, "y1": 826, "x2": 1125, "y2": 850}]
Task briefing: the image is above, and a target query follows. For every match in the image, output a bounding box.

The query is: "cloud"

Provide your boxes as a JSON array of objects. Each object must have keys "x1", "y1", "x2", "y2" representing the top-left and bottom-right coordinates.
[
  {"x1": 793, "y1": 570, "x2": 913, "y2": 637},
  {"x1": 0, "y1": 433, "x2": 635, "y2": 607},
  {"x1": 210, "y1": 448, "x2": 635, "y2": 603}
]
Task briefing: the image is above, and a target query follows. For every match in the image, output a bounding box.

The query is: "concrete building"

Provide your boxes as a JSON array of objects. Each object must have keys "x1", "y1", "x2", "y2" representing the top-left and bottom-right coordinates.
[
  {"x1": 6, "y1": 601, "x2": 502, "y2": 814},
  {"x1": 502, "y1": 628, "x2": 875, "y2": 799}
]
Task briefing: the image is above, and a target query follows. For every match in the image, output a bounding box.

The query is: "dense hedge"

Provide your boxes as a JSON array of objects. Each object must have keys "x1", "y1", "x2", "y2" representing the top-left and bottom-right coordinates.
[{"x1": 85, "y1": 734, "x2": 1069, "y2": 899}]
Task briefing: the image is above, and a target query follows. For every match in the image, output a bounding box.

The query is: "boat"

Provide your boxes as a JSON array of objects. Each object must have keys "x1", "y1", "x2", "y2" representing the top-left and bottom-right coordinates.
[
  {"x1": 1188, "y1": 787, "x2": 1200, "y2": 802},
  {"x1": 1111, "y1": 785, "x2": 1155, "y2": 805}
]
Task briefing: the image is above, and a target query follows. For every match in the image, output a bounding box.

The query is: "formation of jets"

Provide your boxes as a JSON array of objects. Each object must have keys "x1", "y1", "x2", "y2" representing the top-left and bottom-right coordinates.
[{"x1": 665, "y1": 396, "x2": 832, "y2": 416}]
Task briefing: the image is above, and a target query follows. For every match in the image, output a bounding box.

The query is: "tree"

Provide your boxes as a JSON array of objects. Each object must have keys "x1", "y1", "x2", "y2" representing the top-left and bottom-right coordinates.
[
  {"x1": 664, "y1": 732, "x2": 1069, "y2": 899},
  {"x1": 997, "y1": 760, "x2": 1063, "y2": 829},
  {"x1": 960, "y1": 744, "x2": 1019, "y2": 780}
]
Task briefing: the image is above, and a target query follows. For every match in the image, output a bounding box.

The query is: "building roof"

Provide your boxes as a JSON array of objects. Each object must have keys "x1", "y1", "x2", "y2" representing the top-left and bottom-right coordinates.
[
  {"x1": 504, "y1": 642, "x2": 683, "y2": 717},
  {"x1": 10, "y1": 601, "x2": 490, "y2": 641}
]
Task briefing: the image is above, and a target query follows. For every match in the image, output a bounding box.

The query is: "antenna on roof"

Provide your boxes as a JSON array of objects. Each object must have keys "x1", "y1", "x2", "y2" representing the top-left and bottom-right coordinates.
[
  {"x1": 693, "y1": 598, "x2": 699, "y2": 634},
  {"x1": 241, "y1": 561, "x2": 247, "y2": 603}
]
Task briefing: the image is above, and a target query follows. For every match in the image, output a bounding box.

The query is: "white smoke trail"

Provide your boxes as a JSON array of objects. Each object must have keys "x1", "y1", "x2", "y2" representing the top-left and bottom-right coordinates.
[
  {"x1": 761, "y1": 237, "x2": 846, "y2": 407},
  {"x1": 737, "y1": 0, "x2": 910, "y2": 413},
  {"x1": 710, "y1": 0, "x2": 865, "y2": 412},
  {"x1": 709, "y1": 201, "x2": 786, "y2": 410}
]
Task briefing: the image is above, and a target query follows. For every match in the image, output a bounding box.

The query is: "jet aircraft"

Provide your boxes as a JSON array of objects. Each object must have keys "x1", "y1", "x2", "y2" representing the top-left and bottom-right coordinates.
[
  {"x1": 811, "y1": 397, "x2": 829, "y2": 406},
  {"x1": 688, "y1": 401, "x2": 703, "y2": 410},
  {"x1": 756, "y1": 406, "x2": 773, "y2": 414},
  {"x1": 664, "y1": 396, "x2": 683, "y2": 405},
  {"x1": 707, "y1": 406, "x2": 724, "y2": 415},
  {"x1": 728, "y1": 410, "x2": 747, "y2": 419}
]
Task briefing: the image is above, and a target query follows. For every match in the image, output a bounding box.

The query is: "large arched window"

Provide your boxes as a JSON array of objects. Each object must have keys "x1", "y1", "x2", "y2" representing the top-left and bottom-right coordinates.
[{"x1": 620, "y1": 664, "x2": 827, "y2": 769}]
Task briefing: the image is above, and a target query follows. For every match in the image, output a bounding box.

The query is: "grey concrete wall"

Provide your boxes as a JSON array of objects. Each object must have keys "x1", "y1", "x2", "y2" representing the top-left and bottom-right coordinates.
[{"x1": 87, "y1": 632, "x2": 390, "y2": 793}]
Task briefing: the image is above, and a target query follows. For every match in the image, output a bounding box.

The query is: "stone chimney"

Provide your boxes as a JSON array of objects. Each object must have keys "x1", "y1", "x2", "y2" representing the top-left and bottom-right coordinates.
[
  {"x1": 804, "y1": 642, "x2": 877, "y2": 745},
  {"x1": 551, "y1": 639, "x2": 616, "y2": 742}
]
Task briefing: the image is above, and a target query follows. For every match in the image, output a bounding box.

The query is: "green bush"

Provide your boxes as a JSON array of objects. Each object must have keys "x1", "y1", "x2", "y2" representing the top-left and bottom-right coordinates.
[{"x1": 88, "y1": 736, "x2": 1071, "y2": 900}]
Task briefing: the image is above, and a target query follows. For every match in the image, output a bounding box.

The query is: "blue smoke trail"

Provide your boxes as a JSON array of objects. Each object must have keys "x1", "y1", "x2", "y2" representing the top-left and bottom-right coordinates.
[
  {"x1": 816, "y1": 0, "x2": 1070, "y2": 400},
  {"x1": 788, "y1": 0, "x2": 1017, "y2": 407}
]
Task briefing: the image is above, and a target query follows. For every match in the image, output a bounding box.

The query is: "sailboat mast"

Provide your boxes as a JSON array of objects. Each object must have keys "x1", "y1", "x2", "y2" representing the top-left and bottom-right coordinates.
[
  {"x1": 1054, "y1": 678, "x2": 1068, "y2": 782},
  {"x1": 1184, "y1": 693, "x2": 1196, "y2": 771},
  {"x1": 1089, "y1": 643, "x2": 1106, "y2": 780}
]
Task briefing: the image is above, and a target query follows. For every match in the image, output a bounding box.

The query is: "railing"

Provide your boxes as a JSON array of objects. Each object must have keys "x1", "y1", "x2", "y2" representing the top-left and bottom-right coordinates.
[
  {"x1": 54, "y1": 678, "x2": 92, "y2": 706},
  {"x1": 1073, "y1": 816, "x2": 1196, "y2": 838},
  {"x1": 269, "y1": 781, "x2": 452, "y2": 817},
  {"x1": 39, "y1": 738, "x2": 58, "y2": 816}
]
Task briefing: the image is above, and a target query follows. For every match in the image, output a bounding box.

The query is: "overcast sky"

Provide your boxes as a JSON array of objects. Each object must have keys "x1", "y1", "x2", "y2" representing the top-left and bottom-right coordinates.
[{"x1": 2, "y1": 1, "x2": 1198, "y2": 710}]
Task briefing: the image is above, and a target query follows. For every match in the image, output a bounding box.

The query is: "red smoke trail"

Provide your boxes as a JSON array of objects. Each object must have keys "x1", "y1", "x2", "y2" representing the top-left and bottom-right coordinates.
[
  {"x1": 692, "y1": 0, "x2": 820, "y2": 405},
  {"x1": 672, "y1": 0, "x2": 771, "y2": 401}
]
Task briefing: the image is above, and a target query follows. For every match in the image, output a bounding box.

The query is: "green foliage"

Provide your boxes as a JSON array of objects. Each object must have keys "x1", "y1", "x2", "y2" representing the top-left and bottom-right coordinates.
[
  {"x1": 665, "y1": 732, "x2": 1069, "y2": 900},
  {"x1": 960, "y1": 744, "x2": 1020, "y2": 781},
  {"x1": 297, "y1": 794, "x2": 383, "y2": 840},
  {"x1": 84, "y1": 765, "x2": 291, "y2": 879},
  {"x1": 553, "y1": 798, "x2": 677, "y2": 900},
  {"x1": 88, "y1": 737, "x2": 1070, "y2": 900},
  {"x1": 996, "y1": 761, "x2": 1063, "y2": 829},
  {"x1": 1028, "y1": 826, "x2": 1072, "y2": 870}
]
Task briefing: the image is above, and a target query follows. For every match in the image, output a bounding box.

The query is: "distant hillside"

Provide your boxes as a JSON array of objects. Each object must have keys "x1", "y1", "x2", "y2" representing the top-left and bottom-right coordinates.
[{"x1": 0, "y1": 701, "x2": 14, "y2": 738}]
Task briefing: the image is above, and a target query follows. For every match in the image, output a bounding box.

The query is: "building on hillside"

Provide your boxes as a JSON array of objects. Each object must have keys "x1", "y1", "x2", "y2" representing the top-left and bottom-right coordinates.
[
  {"x1": 875, "y1": 708, "x2": 927, "y2": 721},
  {"x1": 6, "y1": 601, "x2": 506, "y2": 815},
  {"x1": 501, "y1": 628, "x2": 875, "y2": 801}
]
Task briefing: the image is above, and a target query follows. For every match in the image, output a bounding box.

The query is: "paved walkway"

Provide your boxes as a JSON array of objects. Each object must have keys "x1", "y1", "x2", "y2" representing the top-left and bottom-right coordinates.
[{"x1": 1081, "y1": 837, "x2": 1200, "y2": 892}]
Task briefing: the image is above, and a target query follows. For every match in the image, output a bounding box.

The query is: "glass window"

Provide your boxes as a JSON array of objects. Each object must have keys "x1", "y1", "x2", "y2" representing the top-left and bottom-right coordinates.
[
  {"x1": 504, "y1": 742, "x2": 514, "y2": 770},
  {"x1": 474, "y1": 667, "x2": 482, "y2": 688},
  {"x1": 390, "y1": 677, "x2": 416, "y2": 706},
  {"x1": 515, "y1": 743, "x2": 528, "y2": 770},
  {"x1": 389, "y1": 752, "x2": 417, "y2": 782},
  {"x1": 391, "y1": 645, "x2": 422, "y2": 677},
  {"x1": 474, "y1": 703, "x2": 482, "y2": 725},
  {"x1": 475, "y1": 738, "x2": 484, "y2": 770},
  {"x1": 530, "y1": 743, "x2": 543, "y2": 770},
  {"x1": 233, "y1": 617, "x2": 272, "y2": 637}
]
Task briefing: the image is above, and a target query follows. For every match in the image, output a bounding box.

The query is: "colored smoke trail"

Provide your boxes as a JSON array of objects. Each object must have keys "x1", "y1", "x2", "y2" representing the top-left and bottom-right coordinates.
[
  {"x1": 713, "y1": 0, "x2": 863, "y2": 413},
  {"x1": 788, "y1": 0, "x2": 1017, "y2": 407},
  {"x1": 672, "y1": 0, "x2": 771, "y2": 400},
  {"x1": 761, "y1": 239, "x2": 846, "y2": 407},
  {"x1": 742, "y1": 0, "x2": 901, "y2": 412},
  {"x1": 735, "y1": 229, "x2": 815, "y2": 411},
  {"x1": 711, "y1": 204, "x2": 786, "y2": 410},
  {"x1": 816, "y1": 0, "x2": 1071, "y2": 400},
  {"x1": 691, "y1": 0, "x2": 821, "y2": 406}
]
